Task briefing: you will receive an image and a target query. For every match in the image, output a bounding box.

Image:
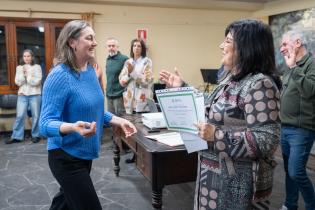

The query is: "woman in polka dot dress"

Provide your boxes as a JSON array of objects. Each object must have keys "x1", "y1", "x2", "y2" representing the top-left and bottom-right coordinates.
[{"x1": 160, "y1": 19, "x2": 281, "y2": 210}]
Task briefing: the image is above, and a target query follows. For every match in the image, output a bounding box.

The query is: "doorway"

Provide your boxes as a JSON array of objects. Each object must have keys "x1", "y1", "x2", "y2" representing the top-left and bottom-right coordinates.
[{"x1": 0, "y1": 18, "x2": 67, "y2": 94}]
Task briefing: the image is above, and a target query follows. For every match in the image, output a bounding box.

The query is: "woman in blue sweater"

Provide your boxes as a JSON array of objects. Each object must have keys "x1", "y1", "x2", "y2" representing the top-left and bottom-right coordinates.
[{"x1": 39, "y1": 20, "x2": 137, "y2": 210}]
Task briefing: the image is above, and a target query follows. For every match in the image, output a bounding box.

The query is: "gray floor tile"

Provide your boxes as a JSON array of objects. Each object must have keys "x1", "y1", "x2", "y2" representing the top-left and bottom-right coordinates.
[{"x1": 0, "y1": 129, "x2": 314, "y2": 210}]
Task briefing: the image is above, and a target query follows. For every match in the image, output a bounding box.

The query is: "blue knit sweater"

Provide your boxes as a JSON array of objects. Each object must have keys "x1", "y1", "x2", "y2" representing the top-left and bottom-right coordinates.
[{"x1": 40, "y1": 64, "x2": 113, "y2": 160}]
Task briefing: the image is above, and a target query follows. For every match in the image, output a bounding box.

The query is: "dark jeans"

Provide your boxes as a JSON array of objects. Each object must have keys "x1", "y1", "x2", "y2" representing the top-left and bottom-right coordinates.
[
  {"x1": 281, "y1": 125, "x2": 315, "y2": 210},
  {"x1": 48, "y1": 149, "x2": 102, "y2": 210}
]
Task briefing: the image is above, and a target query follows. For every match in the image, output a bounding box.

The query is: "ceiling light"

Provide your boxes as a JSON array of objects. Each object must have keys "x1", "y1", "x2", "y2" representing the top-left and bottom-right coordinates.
[{"x1": 38, "y1": 27, "x2": 44, "y2": 33}]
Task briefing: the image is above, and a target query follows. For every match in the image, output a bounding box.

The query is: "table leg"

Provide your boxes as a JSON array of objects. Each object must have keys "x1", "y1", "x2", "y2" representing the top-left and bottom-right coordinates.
[
  {"x1": 152, "y1": 185, "x2": 163, "y2": 209},
  {"x1": 113, "y1": 141, "x2": 120, "y2": 177}
]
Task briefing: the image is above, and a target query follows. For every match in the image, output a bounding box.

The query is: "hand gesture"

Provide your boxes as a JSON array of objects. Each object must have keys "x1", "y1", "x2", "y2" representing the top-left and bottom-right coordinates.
[
  {"x1": 73, "y1": 121, "x2": 97, "y2": 138},
  {"x1": 119, "y1": 118, "x2": 137, "y2": 138},
  {"x1": 283, "y1": 45, "x2": 298, "y2": 68},
  {"x1": 159, "y1": 68, "x2": 184, "y2": 88},
  {"x1": 195, "y1": 122, "x2": 215, "y2": 141},
  {"x1": 110, "y1": 116, "x2": 137, "y2": 138},
  {"x1": 144, "y1": 65, "x2": 151, "y2": 80},
  {"x1": 23, "y1": 65, "x2": 28, "y2": 77},
  {"x1": 127, "y1": 61, "x2": 134, "y2": 74}
]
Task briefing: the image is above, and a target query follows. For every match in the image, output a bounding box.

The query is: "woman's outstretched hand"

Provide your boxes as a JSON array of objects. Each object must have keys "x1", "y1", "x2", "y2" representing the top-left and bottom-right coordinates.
[
  {"x1": 110, "y1": 116, "x2": 137, "y2": 138},
  {"x1": 159, "y1": 68, "x2": 184, "y2": 88}
]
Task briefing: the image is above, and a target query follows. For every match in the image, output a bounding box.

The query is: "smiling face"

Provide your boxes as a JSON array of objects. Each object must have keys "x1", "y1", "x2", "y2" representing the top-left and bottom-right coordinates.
[
  {"x1": 23, "y1": 51, "x2": 33, "y2": 65},
  {"x1": 70, "y1": 26, "x2": 97, "y2": 63},
  {"x1": 280, "y1": 34, "x2": 296, "y2": 57},
  {"x1": 219, "y1": 32, "x2": 236, "y2": 71}
]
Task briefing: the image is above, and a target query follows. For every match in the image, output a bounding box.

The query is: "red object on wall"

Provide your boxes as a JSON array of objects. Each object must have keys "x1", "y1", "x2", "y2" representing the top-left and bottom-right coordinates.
[{"x1": 137, "y1": 29, "x2": 148, "y2": 42}]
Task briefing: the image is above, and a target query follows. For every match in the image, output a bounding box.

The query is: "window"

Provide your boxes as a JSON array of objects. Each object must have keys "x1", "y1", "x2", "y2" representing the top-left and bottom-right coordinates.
[{"x1": 0, "y1": 18, "x2": 67, "y2": 94}]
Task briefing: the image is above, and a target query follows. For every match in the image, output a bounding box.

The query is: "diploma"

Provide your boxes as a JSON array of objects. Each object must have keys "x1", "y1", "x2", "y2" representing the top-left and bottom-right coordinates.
[{"x1": 156, "y1": 87, "x2": 205, "y2": 133}]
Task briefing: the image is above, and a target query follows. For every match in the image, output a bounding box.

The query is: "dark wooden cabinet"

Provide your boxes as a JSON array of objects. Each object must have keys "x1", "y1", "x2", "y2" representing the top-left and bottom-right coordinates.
[{"x1": 113, "y1": 114, "x2": 198, "y2": 209}]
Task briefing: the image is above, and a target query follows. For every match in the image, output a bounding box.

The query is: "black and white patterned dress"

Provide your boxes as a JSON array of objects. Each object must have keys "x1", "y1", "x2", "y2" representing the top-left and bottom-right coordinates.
[{"x1": 194, "y1": 73, "x2": 280, "y2": 210}]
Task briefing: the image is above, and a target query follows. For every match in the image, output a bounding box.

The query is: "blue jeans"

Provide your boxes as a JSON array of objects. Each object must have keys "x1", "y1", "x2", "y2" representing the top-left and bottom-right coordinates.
[
  {"x1": 281, "y1": 125, "x2": 315, "y2": 210},
  {"x1": 11, "y1": 95, "x2": 41, "y2": 140}
]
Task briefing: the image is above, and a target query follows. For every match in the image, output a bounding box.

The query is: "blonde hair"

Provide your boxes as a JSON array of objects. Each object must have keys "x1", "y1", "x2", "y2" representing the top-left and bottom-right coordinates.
[{"x1": 54, "y1": 20, "x2": 90, "y2": 71}]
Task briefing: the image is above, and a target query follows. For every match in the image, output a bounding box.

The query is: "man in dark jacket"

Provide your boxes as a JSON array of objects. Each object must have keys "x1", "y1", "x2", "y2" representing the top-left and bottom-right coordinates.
[
  {"x1": 279, "y1": 29, "x2": 315, "y2": 210},
  {"x1": 105, "y1": 37, "x2": 128, "y2": 115},
  {"x1": 106, "y1": 38, "x2": 134, "y2": 162}
]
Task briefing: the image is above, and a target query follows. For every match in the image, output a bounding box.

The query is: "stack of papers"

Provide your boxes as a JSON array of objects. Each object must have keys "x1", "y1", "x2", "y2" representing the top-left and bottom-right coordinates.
[
  {"x1": 142, "y1": 112, "x2": 167, "y2": 129},
  {"x1": 145, "y1": 131, "x2": 208, "y2": 153},
  {"x1": 145, "y1": 132, "x2": 184, "y2": 147}
]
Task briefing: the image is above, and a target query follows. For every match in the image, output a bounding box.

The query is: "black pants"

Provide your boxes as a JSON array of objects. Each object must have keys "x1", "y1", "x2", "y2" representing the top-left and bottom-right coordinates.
[{"x1": 48, "y1": 149, "x2": 102, "y2": 210}]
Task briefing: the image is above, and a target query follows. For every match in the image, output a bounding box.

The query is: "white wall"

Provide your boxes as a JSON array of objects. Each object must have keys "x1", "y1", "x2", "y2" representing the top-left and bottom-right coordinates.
[{"x1": 94, "y1": 6, "x2": 252, "y2": 86}]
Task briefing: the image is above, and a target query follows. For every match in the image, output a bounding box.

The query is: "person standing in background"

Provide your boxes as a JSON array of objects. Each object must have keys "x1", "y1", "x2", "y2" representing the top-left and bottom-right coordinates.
[
  {"x1": 119, "y1": 38, "x2": 153, "y2": 163},
  {"x1": 279, "y1": 29, "x2": 315, "y2": 210},
  {"x1": 6, "y1": 49, "x2": 42, "y2": 144},
  {"x1": 119, "y1": 38, "x2": 153, "y2": 114},
  {"x1": 105, "y1": 37, "x2": 128, "y2": 115},
  {"x1": 89, "y1": 57, "x2": 105, "y2": 93}
]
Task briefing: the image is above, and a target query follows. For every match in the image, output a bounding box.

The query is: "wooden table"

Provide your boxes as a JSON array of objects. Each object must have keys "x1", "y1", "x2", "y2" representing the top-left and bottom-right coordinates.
[{"x1": 113, "y1": 114, "x2": 198, "y2": 209}]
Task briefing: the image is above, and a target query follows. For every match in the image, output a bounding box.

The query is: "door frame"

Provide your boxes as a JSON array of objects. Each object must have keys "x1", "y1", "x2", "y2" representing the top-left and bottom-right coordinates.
[{"x1": 0, "y1": 17, "x2": 68, "y2": 94}]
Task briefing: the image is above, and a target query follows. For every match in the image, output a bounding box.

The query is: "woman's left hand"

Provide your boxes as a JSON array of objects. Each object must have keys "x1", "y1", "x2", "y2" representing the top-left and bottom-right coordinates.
[
  {"x1": 120, "y1": 118, "x2": 137, "y2": 137},
  {"x1": 196, "y1": 122, "x2": 215, "y2": 141},
  {"x1": 127, "y1": 61, "x2": 134, "y2": 74},
  {"x1": 110, "y1": 116, "x2": 137, "y2": 138}
]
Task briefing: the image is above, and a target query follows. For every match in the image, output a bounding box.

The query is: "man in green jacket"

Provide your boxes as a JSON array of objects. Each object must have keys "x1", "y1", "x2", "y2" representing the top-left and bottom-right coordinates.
[
  {"x1": 105, "y1": 37, "x2": 128, "y2": 115},
  {"x1": 279, "y1": 29, "x2": 315, "y2": 210}
]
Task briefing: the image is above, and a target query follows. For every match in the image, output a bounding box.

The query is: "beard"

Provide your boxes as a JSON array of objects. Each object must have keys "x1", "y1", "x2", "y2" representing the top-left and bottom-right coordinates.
[{"x1": 109, "y1": 51, "x2": 118, "y2": 57}]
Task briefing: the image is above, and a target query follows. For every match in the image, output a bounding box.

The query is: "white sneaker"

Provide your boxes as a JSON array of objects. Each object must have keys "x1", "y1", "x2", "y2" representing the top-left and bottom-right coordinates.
[{"x1": 279, "y1": 205, "x2": 288, "y2": 210}]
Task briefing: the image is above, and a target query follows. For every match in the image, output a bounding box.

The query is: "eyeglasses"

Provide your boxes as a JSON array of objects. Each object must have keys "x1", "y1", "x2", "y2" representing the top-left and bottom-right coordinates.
[
  {"x1": 220, "y1": 36, "x2": 234, "y2": 48},
  {"x1": 223, "y1": 36, "x2": 234, "y2": 43}
]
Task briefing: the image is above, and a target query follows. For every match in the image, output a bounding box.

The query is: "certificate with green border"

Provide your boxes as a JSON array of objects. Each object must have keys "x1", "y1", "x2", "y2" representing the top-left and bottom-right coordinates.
[{"x1": 156, "y1": 87, "x2": 202, "y2": 133}]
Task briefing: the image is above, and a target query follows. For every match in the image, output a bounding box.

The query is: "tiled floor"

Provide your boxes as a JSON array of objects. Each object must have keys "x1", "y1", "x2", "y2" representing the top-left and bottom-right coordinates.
[{"x1": 0, "y1": 129, "x2": 314, "y2": 210}]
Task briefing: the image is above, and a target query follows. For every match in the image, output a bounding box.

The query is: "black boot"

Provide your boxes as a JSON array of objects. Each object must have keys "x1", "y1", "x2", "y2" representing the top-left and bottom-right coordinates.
[
  {"x1": 125, "y1": 153, "x2": 136, "y2": 163},
  {"x1": 31, "y1": 137, "x2": 41, "y2": 143}
]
